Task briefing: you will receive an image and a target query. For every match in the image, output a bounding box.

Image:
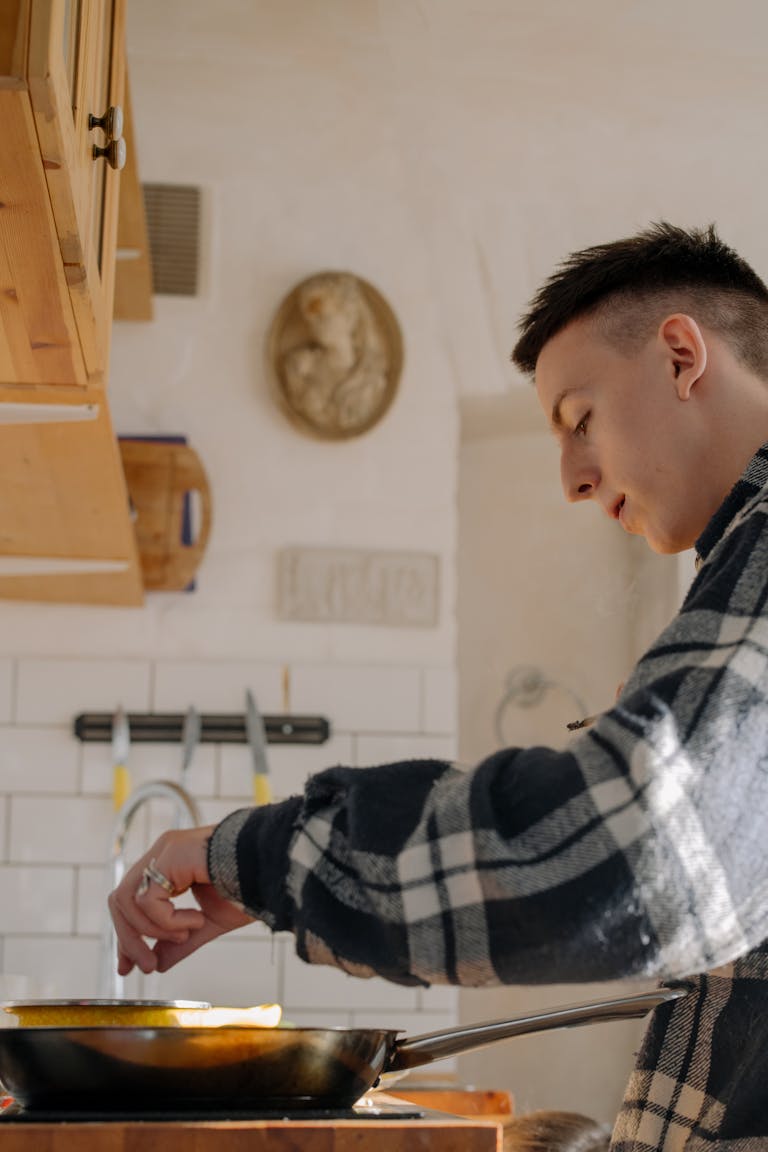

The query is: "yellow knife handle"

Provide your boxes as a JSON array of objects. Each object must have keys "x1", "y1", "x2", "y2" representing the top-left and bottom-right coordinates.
[
  {"x1": 253, "y1": 774, "x2": 271, "y2": 806},
  {"x1": 113, "y1": 765, "x2": 132, "y2": 811}
]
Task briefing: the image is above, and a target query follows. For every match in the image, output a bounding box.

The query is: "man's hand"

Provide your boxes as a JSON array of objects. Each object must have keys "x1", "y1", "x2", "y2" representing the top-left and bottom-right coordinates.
[{"x1": 108, "y1": 825, "x2": 253, "y2": 976}]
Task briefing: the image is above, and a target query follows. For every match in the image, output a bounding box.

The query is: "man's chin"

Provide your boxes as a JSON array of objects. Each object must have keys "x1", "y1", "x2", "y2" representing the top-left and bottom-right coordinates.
[
  {"x1": 620, "y1": 511, "x2": 695, "y2": 554},
  {"x1": 643, "y1": 531, "x2": 695, "y2": 556}
]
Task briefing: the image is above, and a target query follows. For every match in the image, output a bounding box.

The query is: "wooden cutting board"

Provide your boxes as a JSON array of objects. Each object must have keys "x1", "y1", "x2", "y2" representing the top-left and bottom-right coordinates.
[{"x1": 119, "y1": 438, "x2": 212, "y2": 591}]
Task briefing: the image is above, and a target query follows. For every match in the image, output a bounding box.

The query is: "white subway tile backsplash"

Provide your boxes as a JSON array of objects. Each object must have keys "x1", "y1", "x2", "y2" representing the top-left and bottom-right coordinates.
[
  {"x1": 282, "y1": 1008, "x2": 353, "y2": 1028},
  {"x1": 0, "y1": 659, "x2": 12, "y2": 723},
  {"x1": 119, "y1": 969, "x2": 144, "y2": 1000},
  {"x1": 218, "y1": 746, "x2": 263, "y2": 804},
  {"x1": 219, "y1": 733, "x2": 354, "y2": 801},
  {"x1": 16, "y1": 659, "x2": 151, "y2": 725},
  {"x1": 9, "y1": 796, "x2": 112, "y2": 865},
  {"x1": 141, "y1": 936, "x2": 282, "y2": 1006},
  {"x1": 291, "y1": 664, "x2": 421, "y2": 732},
  {"x1": 0, "y1": 658, "x2": 457, "y2": 1031},
  {"x1": 418, "y1": 984, "x2": 461, "y2": 1014},
  {"x1": 423, "y1": 666, "x2": 457, "y2": 734},
  {"x1": 81, "y1": 739, "x2": 217, "y2": 799},
  {"x1": 79, "y1": 743, "x2": 116, "y2": 797},
  {"x1": 0, "y1": 728, "x2": 79, "y2": 794},
  {"x1": 4, "y1": 935, "x2": 101, "y2": 998},
  {"x1": 356, "y1": 733, "x2": 457, "y2": 767},
  {"x1": 76, "y1": 865, "x2": 110, "y2": 935},
  {"x1": 283, "y1": 950, "x2": 418, "y2": 1012},
  {"x1": 220, "y1": 918, "x2": 276, "y2": 941},
  {"x1": 154, "y1": 661, "x2": 287, "y2": 712},
  {"x1": 192, "y1": 797, "x2": 253, "y2": 827},
  {"x1": 144, "y1": 794, "x2": 212, "y2": 845},
  {"x1": 0, "y1": 865, "x2": 75, "y2": 933},
  {"x1": 0, "y1": 973, "x2": 37, "y2": 999},
  {"x1": 349, "y1": 1009, "x2": 456, "y2": 1035}
]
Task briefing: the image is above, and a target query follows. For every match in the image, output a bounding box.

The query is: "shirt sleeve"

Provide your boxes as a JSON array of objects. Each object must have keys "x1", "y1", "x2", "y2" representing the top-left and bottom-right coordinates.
[{"x1": 208, "y1": 499, "x2": 768, "y2": 988}]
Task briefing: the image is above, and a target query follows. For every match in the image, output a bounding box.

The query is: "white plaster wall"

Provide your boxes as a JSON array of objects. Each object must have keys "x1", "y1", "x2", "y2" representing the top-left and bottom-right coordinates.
[
  {"x1": 0, "y1": 0, "x2": 766, "y2": 1120},
  {"x1": 0, "y1": 0, "x2": 462, "y2": 1047},
  {"x1": 456, "y1": 391, "x2": 680, "y2": 1121}
]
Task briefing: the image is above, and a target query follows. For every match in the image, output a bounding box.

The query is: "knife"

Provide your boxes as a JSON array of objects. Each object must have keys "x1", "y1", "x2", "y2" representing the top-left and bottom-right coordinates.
[
  {"x1": 245, "y1": 689, "x2": 272, "y2": 805},
  {"x1": 111, "y1": 706, "x2": 131, "y2": 812},
  {"x1": 181, "y1": 704, "x2": 201, "y2": 785}
]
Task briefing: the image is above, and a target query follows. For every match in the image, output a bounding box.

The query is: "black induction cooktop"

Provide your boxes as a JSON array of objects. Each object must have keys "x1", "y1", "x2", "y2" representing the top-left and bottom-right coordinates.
[{"x1": 0, "y1": 1097, "x2": 425, "y2": 1124}]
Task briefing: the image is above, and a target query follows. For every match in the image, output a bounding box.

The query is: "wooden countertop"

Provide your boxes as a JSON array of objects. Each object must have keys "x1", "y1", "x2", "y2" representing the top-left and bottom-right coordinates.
[{"x1": 0, "y1": 1112, "x2": 501, "y2": 1151}]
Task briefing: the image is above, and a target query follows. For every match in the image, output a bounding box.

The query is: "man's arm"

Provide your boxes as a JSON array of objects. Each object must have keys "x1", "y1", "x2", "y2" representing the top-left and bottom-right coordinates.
[{"x1": 208, "y1": 499, "x2": 768, "y2": 987}]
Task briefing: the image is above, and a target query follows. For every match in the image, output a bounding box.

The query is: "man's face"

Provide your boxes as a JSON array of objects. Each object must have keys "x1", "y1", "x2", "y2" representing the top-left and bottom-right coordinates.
[{"x1": 534, "y1": 315, "x2": 714, "y2": 554}]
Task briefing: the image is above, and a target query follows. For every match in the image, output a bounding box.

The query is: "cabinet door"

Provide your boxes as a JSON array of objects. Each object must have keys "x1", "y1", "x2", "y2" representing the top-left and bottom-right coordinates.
[
  {"x1": 0, "y1": 404, "x2": 144, "y2": 605},
  {"x1": 0, "y1": 85, "x2": 87, "y2": 388},
  {"x1": 27, "y1": 0, "x2": 126, "y2": 384}
]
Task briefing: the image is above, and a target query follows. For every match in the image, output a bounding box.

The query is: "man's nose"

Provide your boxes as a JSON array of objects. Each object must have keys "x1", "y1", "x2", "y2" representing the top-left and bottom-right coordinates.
[{"x1": 561, "y1": 453, "x2": 599, "y2": 503}]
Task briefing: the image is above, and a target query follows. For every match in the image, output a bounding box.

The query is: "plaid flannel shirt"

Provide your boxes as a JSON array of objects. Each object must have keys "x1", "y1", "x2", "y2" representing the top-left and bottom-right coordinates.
[{"x1": 210, "y1": 444, "x2": 768, "y2": 1150}]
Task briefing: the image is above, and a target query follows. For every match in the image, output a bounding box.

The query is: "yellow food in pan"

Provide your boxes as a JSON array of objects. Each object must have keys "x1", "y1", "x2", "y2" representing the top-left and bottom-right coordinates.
[{"x1": 0, "y1": 1001, "x2": 282, "y2": 1029}]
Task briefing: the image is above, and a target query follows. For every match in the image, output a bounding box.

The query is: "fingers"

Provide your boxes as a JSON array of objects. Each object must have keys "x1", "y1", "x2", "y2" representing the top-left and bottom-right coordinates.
[
  {"x1": 154, "y1": 919, "x2": 231, "y2": 972},
  {"x1": 152, "y1": 884, "x2": 255, "y2": 972},
  {"x1": 108, "y1": 826, "x2": 216, "y2": 975},
  {"x1": 107, "y1": 824, "x2": 253, "y2": 979},
  {"x1": 109, "y1": 888, "x2": 204, "y2": 977}
]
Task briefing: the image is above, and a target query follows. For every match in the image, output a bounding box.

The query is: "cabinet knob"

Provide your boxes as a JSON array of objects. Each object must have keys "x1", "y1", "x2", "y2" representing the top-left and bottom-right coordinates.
[
  {"x1": 89, "y1": 105, "x2": 124, "y2": 141},
  {"x1": 93, "y1": 137, "x2": 127, "y2": 170}
]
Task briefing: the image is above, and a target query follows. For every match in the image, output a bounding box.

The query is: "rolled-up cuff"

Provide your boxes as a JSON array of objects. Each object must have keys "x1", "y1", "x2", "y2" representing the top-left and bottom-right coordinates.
[
  {"x1": 207, "y1": 797, "x2": 303, "y2": 932},
  {"x1": 207, "y1": 808, "x2": 251, "y2": 906}
]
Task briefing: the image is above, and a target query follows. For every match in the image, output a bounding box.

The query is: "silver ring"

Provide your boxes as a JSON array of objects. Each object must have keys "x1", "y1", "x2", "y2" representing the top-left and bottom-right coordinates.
[{"x1": 137, "y1": 858, "x2": 176, "y2": 898}]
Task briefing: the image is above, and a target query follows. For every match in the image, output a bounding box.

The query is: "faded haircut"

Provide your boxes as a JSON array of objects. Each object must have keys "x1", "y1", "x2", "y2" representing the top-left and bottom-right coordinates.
[{"x1": 511, "y1": 222, "x2": 768, "y2": 379}]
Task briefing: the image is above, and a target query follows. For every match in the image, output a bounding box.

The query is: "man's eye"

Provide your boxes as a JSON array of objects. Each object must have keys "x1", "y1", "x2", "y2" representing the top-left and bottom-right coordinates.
[{"x1": 574, "y1": 413, "x2": 590, "y2": 437}]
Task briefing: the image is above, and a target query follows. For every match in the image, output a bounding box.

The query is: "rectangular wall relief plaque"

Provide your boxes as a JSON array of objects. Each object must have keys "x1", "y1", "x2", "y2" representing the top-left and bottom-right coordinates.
[{"x1": 277, "y1": 548, "x2": 440, "y2": 628}]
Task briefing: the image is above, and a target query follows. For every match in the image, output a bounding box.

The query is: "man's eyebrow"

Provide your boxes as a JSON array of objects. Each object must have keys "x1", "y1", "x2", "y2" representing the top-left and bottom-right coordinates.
[{"x1": 550, "y1": 389, "x2": 572, "y2": 430}]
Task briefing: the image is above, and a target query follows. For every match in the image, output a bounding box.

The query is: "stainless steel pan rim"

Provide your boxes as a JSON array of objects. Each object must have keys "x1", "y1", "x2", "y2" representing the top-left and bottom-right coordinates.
[{"x1": 2, "y1": 999, "x2": 210, "y2": 1009}]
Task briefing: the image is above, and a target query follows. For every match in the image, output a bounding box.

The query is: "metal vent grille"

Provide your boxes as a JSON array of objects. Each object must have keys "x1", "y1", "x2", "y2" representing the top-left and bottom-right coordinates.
[{"x1": 142, "y1": 183, "x2": 201, "y2": 296}]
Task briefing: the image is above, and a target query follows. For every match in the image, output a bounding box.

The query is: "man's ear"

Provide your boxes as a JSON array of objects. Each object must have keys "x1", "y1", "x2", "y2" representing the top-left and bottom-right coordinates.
[{"x1": 658, "y1": 313, "x2": 707, "y2": 399}]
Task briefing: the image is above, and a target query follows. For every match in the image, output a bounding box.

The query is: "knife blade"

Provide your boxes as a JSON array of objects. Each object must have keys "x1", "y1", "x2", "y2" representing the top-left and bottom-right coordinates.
[
  {"x1": 111, "y1": 706, "x2": 131, "y2": 812},
  {"x1": 245, "y1": 690, "x2": 272, "y2": 805},
  {"x1": 181, "y1": 704, "x2": 201, "y2": 782}
]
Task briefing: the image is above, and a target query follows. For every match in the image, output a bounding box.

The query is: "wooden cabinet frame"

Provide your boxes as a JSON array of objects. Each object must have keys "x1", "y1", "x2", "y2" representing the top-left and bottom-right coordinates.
[
  {"x1": 0, "y1": 0, "x2": 143, "y2": 605},
  {"x1": 28, "y1": 0, "x2": 126, "y2": 382}
]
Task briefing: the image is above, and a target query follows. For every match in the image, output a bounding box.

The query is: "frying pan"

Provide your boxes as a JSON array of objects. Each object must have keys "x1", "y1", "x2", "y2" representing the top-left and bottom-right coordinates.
[{"x1": 0, "y1": 985, "x2": 687, "y2": 1113}]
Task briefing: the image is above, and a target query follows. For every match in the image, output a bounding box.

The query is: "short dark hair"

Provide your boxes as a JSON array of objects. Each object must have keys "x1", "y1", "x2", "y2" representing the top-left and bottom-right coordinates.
[
  {"x1": 502, "y1": 1110, "x2": 610, "y2": 1152},
  {"x1": 511, "y1": 222, "x2": 768, "y2": 378}
]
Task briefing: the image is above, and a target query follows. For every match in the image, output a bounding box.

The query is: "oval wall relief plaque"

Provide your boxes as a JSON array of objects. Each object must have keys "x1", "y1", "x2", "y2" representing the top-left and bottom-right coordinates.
[{"x1": 267, "y1": 271, "x2": 403, "y2": 440}]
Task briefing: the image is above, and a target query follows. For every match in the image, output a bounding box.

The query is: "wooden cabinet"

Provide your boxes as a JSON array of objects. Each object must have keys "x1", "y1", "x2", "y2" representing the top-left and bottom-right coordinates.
[
  {"x1": 1, "y1": 0, "x2": 126, "y2": 388},
  {"x1": 27, "y1": 0, "x2": 126, "y2": 381},
  {"x1": 0, "y1": 0, "x2": 143, "y2": 604}
]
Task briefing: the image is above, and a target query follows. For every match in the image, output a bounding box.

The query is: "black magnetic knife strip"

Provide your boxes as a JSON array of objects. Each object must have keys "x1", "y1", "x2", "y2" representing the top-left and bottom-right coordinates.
[{"x1": 74, "y1": 712, "x2": 330, "y2": 745}]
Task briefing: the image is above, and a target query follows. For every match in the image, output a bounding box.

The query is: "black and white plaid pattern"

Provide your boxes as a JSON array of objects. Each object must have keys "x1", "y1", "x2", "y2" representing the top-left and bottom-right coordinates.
[
  {"x1": 612, "y1": 948, "x2": 768, "y2": 1149},
  {"x1": 211, "y1": 444, "x2": 768, "y2": 1149}
]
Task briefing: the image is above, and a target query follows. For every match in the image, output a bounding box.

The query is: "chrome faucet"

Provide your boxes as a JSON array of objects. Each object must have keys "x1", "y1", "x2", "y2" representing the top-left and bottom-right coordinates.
[{"x1": 99, "y1": 780, "x2": 203, "y2": 998}]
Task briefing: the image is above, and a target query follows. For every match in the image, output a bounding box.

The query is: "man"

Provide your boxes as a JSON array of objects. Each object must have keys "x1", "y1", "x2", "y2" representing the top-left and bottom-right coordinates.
[{"x1": 110, "y1": 223, "x2": 768, "y2": 1150}]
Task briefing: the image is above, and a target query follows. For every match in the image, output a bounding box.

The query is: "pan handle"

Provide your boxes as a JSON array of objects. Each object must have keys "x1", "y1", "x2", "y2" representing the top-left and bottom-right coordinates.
[{"x1": 387, "y1": 984, "x2": 690, "y2": 1072}]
